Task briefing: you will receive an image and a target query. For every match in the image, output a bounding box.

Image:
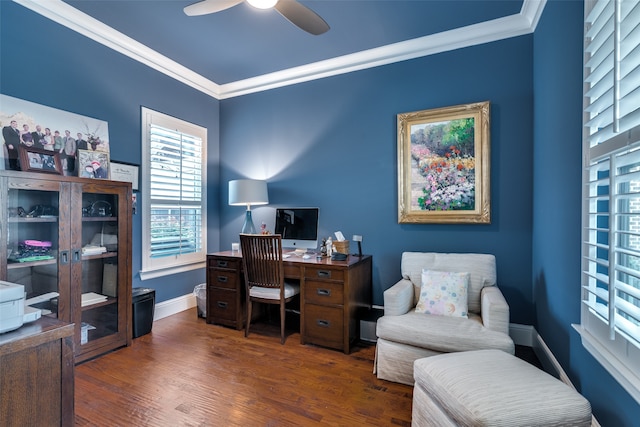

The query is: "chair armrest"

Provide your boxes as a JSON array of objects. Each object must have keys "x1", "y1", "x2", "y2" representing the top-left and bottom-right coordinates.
[
  {"x1": 481, "y1": 286, "x2": 510, "y2": 336},
  {"x1": 383, "y1": 279, "x2": 415, "y2": 316}
]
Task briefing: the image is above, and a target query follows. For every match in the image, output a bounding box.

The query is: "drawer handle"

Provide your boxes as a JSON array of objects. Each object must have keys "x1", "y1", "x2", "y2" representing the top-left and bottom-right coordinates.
[
  {"x1": 317, "y1": 270, "x2": 331, "y2": 278},
  {"x1": 217, "y1": 301, "x2": 228, "y2": 308},
  {"x1": 217, "y1": 260, "x2": 228, "y2": 267},
  {"x1": 316, "y1": 319, "x2": 330, "y2": 328},
  {"x1": 316, "y1": 288, "x2": 331, "y2": 297},
  {"x1": 217, "y1": 276, "x2": 228, "y2": 283}
]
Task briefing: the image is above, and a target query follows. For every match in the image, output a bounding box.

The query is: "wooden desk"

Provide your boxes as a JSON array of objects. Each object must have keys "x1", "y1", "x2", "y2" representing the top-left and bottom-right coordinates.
[
  {"x1": 206, "y1": 251, "x2": 372, "y2": 353},
  {"x1": 0, "y1": 316, "x2": 75, "y2": 427}
]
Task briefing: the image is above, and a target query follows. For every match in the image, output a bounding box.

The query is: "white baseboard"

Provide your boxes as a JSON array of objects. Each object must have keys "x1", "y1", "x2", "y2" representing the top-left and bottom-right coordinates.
[
  {"x1": 153, "y1": 293, "x2": 197, "y2": 321},
  {"x1": 511, "y1": 323, "x2": 601, "y2": 427},
  {"x1": 509, "y1": 323, "x2": 535, "y2": 347},
  {"x1": 510, "y1": 323, "x2": 574, "y2": 385}
]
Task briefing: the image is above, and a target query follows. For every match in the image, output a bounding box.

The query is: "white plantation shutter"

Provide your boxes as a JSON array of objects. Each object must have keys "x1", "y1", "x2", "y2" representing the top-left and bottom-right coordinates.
[
  {"x1": 580, "y1": 0, "x2": 640, "y2": 403},
  {"x1": 141, "y1": 108, "x2": 207, "y2": 279},
  {"x1": 585, "y1": 0, "x2": 640, "y2": 145}
]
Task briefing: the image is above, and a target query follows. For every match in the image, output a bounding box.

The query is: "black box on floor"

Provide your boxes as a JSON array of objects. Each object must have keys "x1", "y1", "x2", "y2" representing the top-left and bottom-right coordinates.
[
  {"x1": 132, "y1": 287, "x2": 155, "y2": 338},
  {"x1": 360, "y1": 308, "x2": 384, "y2": 343}
]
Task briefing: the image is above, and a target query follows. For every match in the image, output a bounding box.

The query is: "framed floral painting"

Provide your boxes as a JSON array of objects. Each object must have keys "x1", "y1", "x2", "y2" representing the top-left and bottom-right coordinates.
[{"x1": 397, "y1": 101, "x2": 490, "y2": 224}]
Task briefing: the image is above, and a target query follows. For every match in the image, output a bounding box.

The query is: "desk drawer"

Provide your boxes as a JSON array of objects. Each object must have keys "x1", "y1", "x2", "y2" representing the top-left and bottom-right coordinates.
[
  {"x1": 304, "y1": 304, "x2": 343, "y2": 350},
  {"x1": 208, "y1": 288, "x2": 238, "y2": 322},
  {"x1": 305, "y1": 267, "x2": 344, "y2": 282},
  {"x1": 305, "y1": 280, "x2": 343, "y2": 305},
  {"x1": 208, "y1": 257, "x2": 240, "y2": 270},
  {"x1": 209, "y1": 269, "x2": 240, "y2": 290},
  {"x1": 284, "y1": 264, "x2": 300, "y2": 279}
]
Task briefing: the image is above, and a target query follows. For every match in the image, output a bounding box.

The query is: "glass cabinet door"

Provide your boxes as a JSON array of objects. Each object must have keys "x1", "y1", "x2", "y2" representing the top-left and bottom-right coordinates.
[
  {"x1": 2, "y1": 171, "x2": 131, "y2": 362},
  {"x1": 2, "y1": 177, "x2": 67, "y2": 320},
  {"x1": 76, "y1": 182, "x2": 127, "y2": 351}
]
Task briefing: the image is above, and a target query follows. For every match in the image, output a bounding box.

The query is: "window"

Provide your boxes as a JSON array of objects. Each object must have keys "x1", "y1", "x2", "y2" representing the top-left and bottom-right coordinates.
[
  {"x1": 140, "y1": 107, "x2": 207, "y2": 279},
  {"x1": 579, "y1": 0, "x2": 640, "y2": 403}
]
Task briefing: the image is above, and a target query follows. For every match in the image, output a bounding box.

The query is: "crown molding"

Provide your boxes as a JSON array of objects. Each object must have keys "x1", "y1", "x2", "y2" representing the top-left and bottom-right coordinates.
[
  {"x1": 13, "y1": 0, "x2": 546, "y2": 100},
  {"x1": 13, "y1": 0, "x2": 222, "y2": 99}
]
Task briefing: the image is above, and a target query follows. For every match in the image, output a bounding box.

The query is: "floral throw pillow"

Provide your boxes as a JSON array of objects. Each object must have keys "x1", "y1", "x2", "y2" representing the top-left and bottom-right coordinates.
[{"x1": 415, "y1": 269, "x2": 469, "y2": 318}]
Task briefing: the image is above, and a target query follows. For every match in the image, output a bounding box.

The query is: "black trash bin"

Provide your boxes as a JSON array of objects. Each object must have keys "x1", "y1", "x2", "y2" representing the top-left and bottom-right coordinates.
[{"x1": 132, "y1": 287, "x2": 155, "y2": 338}]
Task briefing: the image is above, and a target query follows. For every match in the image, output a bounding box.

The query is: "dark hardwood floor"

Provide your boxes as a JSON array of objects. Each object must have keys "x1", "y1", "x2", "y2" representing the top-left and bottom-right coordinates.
[{"x1": 75, "y1": 308, "x2": 414, "y2": 426}]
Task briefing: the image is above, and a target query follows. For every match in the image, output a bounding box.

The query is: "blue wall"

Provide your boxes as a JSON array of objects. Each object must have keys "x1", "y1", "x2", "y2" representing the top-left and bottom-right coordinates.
[
  {"x1": 0, "y1": 1, "x2": 220, "y2": 303},
  {"x1": 533, "y1": 1, "x2": 639, "y2": 424},
  {"x1": 220, "y1": 36, "x2": 535, "y2": 322},
  {"x1": 3, "y1": 0, "x2": 639, "y2": 422}
]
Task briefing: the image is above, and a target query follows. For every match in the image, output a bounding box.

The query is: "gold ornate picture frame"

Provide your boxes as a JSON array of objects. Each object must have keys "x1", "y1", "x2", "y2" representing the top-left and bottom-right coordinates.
[{"x1": 397, "y1": 101, "x2": 490, "y2": 224}]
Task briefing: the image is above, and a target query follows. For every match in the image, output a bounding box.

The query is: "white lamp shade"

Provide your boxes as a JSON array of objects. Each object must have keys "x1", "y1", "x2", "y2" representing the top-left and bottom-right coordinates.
[{"x1": 228, "y1": 179, "x2": 269, "y2": 206}]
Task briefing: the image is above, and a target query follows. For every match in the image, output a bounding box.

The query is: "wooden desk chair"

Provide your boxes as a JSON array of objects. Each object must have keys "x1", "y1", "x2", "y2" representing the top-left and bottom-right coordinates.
[{"x1": 239, "y1": 234, "x2": 300, "y2": 344}]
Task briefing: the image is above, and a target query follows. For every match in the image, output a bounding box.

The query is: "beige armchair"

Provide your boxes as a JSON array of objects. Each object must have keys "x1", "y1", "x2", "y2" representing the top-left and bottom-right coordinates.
[{"x1": 374, "y1": 252, "x2": 515, "y2": 385}]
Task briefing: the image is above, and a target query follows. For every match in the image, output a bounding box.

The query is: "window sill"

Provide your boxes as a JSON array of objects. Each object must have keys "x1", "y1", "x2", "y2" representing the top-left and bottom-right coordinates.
[
  {"x1": 573, "y1": 323, "x2": 640, "y2": 404},
  {"x1": 139, "y1": 261, "x2": 205, "y2": 281}
]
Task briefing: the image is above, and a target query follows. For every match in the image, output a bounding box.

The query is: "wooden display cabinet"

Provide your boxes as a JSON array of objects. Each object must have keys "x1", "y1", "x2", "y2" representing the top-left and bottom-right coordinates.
[{"x1": 0, "y1": 170, "x2": 132, "y2": 363}]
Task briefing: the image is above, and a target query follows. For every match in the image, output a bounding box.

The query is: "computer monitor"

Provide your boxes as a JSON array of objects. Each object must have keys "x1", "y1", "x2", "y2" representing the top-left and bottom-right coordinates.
[{"x1": 274, "y1": 208, "x2": 319, "y2": 250}]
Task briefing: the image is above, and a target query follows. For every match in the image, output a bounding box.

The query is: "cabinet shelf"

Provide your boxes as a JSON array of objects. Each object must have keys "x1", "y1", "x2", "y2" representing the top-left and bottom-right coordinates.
[
  {"x1": 6, "y1": 251, "x2": 119, "y2": 267},
  {"x1": 7, "y1": 257, "x2": 57, "y2": 269},
  {"x1": 81, "y1": 296, "x2": 116, "y2": 311},
  {"x1": 82, "y1": 216, "x2": 118, "y2": 222},
  {"x1": 8, "y1": 216, "x2": 58, "y2": 223},
  {"x1": 82, "y1": 251, "x2": 118, "y2": 260}
]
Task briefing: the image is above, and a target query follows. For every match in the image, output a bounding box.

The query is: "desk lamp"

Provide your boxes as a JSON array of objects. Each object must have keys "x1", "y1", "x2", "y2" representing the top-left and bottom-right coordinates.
[
  {"x1": 229, "y1": 179, "x2": 269, "y2": 234},
  {"x1": 353, "y1": 235, "x2": 363, "y2": 257}
]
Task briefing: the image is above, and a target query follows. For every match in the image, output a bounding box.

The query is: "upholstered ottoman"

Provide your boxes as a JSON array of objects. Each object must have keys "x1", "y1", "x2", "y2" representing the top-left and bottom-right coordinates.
[{"x1": 412, "y1": 349, "x2": 592, "y2": 427}]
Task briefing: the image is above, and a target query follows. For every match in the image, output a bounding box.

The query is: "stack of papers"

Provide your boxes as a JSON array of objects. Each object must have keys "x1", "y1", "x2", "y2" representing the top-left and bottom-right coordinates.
[
  {"x1": 82, "y1": 245, "x2": 107, "y2": 255},
  {"x1": 81, "y1": 292, "x2": 108, "y2": 307}
]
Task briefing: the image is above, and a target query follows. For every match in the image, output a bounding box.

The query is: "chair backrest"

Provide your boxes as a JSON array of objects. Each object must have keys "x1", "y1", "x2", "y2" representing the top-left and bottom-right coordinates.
[
  {"x1": 401, "y1": 252, "x2": 496, "y2": 315},
  {"x1": 240, "y1": 234, "x2": 285, "y2": 291}
]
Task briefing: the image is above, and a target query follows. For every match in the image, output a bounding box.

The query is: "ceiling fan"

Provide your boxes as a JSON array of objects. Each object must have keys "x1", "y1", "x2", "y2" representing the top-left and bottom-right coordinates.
[{"x1": 184, "y1": 0, "x2": 330, "y2": 35}]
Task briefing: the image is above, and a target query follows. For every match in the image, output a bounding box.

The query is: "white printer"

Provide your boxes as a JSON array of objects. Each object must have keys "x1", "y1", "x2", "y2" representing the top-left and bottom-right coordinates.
[{"x1": 0, "y1": 281, "x2": 42, "y2": 334}]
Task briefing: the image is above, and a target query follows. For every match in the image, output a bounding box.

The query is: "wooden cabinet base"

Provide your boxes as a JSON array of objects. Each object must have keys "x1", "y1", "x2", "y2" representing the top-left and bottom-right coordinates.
[{"x1": 0, "y1": 317, "x2": 75, "y2": 427}]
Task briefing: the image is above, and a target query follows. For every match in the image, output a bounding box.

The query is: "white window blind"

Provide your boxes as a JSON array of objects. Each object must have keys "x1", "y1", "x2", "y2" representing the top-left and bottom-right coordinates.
[
  {"x1": 140, "y1": 107, "x2": 207, "y2": 279},
  {"x1": 580, "y1": 0, "x2": 640, "y2": 403}
]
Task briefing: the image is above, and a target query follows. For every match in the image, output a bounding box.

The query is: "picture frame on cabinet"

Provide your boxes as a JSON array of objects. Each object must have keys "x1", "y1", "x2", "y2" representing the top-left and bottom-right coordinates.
[
  {"x1": 397, "y1": 101, "x2": 491, "y2": 224},
  {"x1": 18, "y1": 145, "x2": 63, "y2": 175},
  {"x1": 78, "y1": 149, "x2": 110, "y2": 179},
  {"x1": 110, "y1": 161, "x2": 139, "y2": 190}
]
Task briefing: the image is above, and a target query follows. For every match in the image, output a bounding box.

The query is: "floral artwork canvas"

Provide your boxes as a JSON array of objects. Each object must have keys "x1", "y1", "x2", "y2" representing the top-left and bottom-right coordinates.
[
  {"x1": 397, "y1": 101, "x2": 490, "y2": 224},
  {"x1": 411, "y1": 120, "x2": 475, "y2": 211}
]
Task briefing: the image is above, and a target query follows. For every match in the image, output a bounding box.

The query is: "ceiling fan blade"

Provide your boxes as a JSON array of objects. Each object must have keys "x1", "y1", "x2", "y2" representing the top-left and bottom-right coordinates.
[
  {"x1": 274, "y1": 0, "x2": 329, "y2": 35},
  {"x1": 184, "y1": 0, "x2": 243, "y2": 16}
]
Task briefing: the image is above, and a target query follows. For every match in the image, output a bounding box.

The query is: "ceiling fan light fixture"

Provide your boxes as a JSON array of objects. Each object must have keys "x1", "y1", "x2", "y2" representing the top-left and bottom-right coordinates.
[{"x1": 247, "y1": 0, "x2": 278, "y2": 9}]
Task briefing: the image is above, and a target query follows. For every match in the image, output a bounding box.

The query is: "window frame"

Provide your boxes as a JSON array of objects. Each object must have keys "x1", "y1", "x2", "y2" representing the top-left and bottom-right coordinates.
[
  {"x1": 577, "y1": 0, "x2": 640, "y2": 404},
  {"x1": 139, "y1": 107, "x2": 207, "y2": 280}
]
